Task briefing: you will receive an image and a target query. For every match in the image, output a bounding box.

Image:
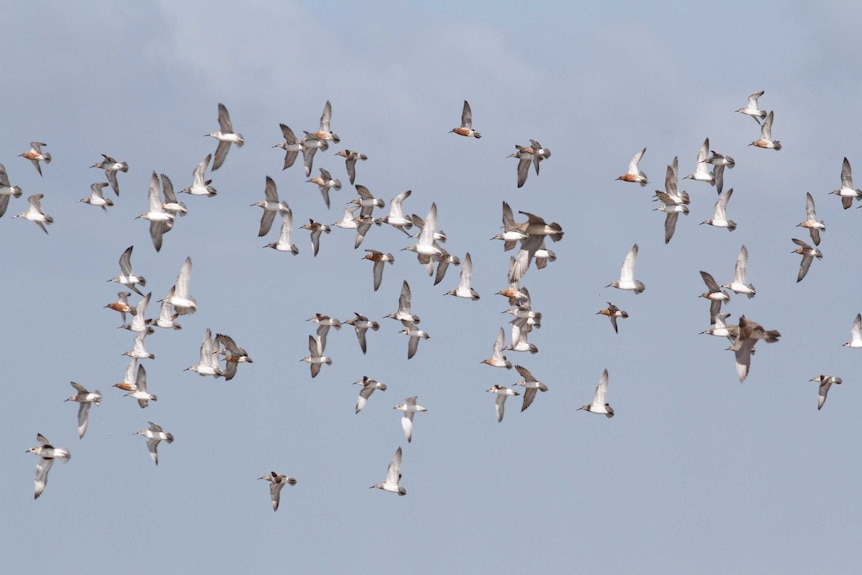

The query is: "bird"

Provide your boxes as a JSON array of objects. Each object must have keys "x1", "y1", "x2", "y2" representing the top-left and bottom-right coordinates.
[
  {"x1": 722, "y1": 245, "x2": 756, "y2": 298},
  {"x1": 843, "y1": 314, "x2": 862, "y2": 348},
  {"x1": 596, "y1": 302, "x2": 628, "y2": 334},
  {"x1": 699, "y1": 271, "x2": 731, "y2": 324},
  {"x1": 79, "y1": 182, "x2": 114, "y2": 211},
  {"x1": 797, "y1": 192, "x2": 825, "y2": 245},
  {"x1": 616, "y1": 148, "x2": 648, "y2": 186},
  {"x1": 513, "y1": 365, "x2": 548, "y2": 412},
  {"x1": 578, "y1": 369, "x2": 614, "y2": 417},
  {"x1": 363, "y1": 249, "x2": 394, "y2": 291},
  {"x1": 185, "y1": 328, "x2": 224, "y2": 378},
  {"x1": 159, "y1": 174, "x2": 187, "y2": 218},
  {"x1": 375, "y1": 189, "x2": 413, "y2": 236},
  {"x1": 19, "y1": 142, "x2": 51, "y2": 176},
  {"x1": 206, "y1": 102, "x2": 244, "y2": 170},
  {"x1": 264, "y1": 210, "x2": 299, "y2": 254},
  {"x1": 307, "y1": 167, "x2": 341, "y2": 209},
  {"x1": 450, "y1": 100, "x2": 481, "y2": 138},
  {"x1": 607, "y1": 244, "x2": 645, "y2": 294},
  {"x1": 491, "y1": 201, "x2": 529, "y2": 251},
  {"x1": 252, "y1": 176, "x2": 289, "y2": 237},
  {"x1": 306, "y1": 100, "x2": 340, "y2": 143},
  {"x1": 307, "y1": 313, "x2": 341, "y2": 349},
  {"x1": 123, "y1": 326, "x2": 155, "y2": 360},
  {"x1": 181, "y1": 154, "x2": 217, "y2": 197},
  {"x1": 749, "y1": 110, "x2": 781, "y2": 150},
  {"x1": 122, "y1": 292, "x2": 152, "y2": 333},
  {"x1": 300, "y1": 335, "x2": 331, "y2": 378},
  {"x1": 487, "y1": 385, "x2": 519, "y2": 422},
  {"x1": 445, "y1": 252, "x2": 479, "y2": 300},
  {"x1": 729, "y1": 316, "x2": 781, "y2": 383},
  {"x1": 386, "y1": 281, "x2": 421, "y2": 324},
  {"x1": 736, "y1": 90, "x2": 767, "y2": 124},
  {"x1": 65, "y1": 382, "x2": 102, "y2": 439},
  {"x1": 273, "y1": 123, "x2": 302, "y2": 171},
  {"x1": 27, "y1": 434, "x2": 70, "y2": 499},
  {"x1": 351, "y1": 184, "x2": 385, "y2": 210},
  {"x1": 300, "y1": 219, "x2": 331, "y2": 256},
  {"x1": 510, "y1": 210, "x2": 565, "y2": 281},
  {"x1": 371, "y1": 446, "x2": 406, "y2": 496},
  {"x1": 832, "y1": 157, "x2": 862, "y2": 209},
  {"x1": 15, "y1": 193, "x2": 53, "y2": 234},
  {"x1": 258, "y1": 471, "x2": 297, "y2": 511},
  {"x1": 791, "y1": 238, "x2": 822, "y2": 283},
  {"x1": 810, "y1": 375, "x2": 842, "y2": 411},
  {"x1": 148, "y1": 287, "x2": 182, "y2": 330},
  {"x1": 135, "y1": 422, "x2": 174, "y2": 466},
  {"x1": 108, "y1": 245, "x2": 146, "y2": 297},
  {"x1": 137, "y1": 172, "x2": 174, "y2": 252},
  {"x1": 300, "y1": 136, "x2": 329, "y2": 177},
  {"x1": 683, "y1": 138, "x2": 720, "y2": 191},
  {"x1": 394, "y1": 397, "x2": 427, "y2": 443},
  {"x1": 509, "y1": 144, "x2": 535, "y2": 188},
  {"x1": 90, "y1": 154, "x2": 128, "y2": 195},
  {"x1": 403, "y1": 202, "x2": 443, "y2": 265},
  {"x1": 0, "y1": 162, "x2": 23, "y2": 218},
  {"x1": 215, "y1": 333, "x2": 253, "y2": 381},
  {"x1": 164, "y1": 256, "x2": 197, "y2": 315},
  {"x1": 434, "y1": 250, "x2": 461, "y2": 286},
  {"x1": 653, "y1": 191, "x2": 688, "y2": 244},
  {"x1": 505, "y1": 317, "x2": 538, "y2": 354},
  {"x1": 400, "y1": 320, "x2": 429, "y2": 359},
  {"x1": 105, "y1": 291, "x2": 134, "y2": 324},
  {"x1": 345, "y1": 313, "x2": 380, "y2": 355},
  {"x1": 701, "y1": 188, "x2": 736, "y2": 231},
  {"x1": 335, "y1": 149, "x2": 367, "y2": 185},
  {"x1": 481, "y1": 327, "x2": 512, "y2": 369},
  {"x1": 529, "y1": 139, "x2": 551, "y2": 174},
  {"x1": 119, "y1": 363, "x2": 157, "y2": 408},
  {"x1": 354, "y1": 376, "x2": 387, "y2": 414}
]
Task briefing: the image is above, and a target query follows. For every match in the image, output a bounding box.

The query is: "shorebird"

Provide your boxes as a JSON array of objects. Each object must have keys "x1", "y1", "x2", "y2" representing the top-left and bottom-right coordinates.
[
  {"x1": 123, "y1": 326, "x2": 155, "y2": 360},
  {"x1": 497, "y1": 257, "x2": 529, "y2": 306},
  {"x1": 607, "y1": 244, "x2": 645, "y2": 294},
  {"x1": 122, "y1": 292, "x2": 152, "y2": 333},
  {"x1": 19, "y1": 142, "x2": 51, "y2": 176},
  {"x1": 90, "y1": 154, "x2": 128, "y2": 195},
  {"x1": 264, "y1": 210, "x2": 299, "y2": 254},
  {"x1": 492, "y1": 201, "x2": 529, "y2": 251},
  {"x1": 510, "y1": 210, "x2": 565, "y2": 281},
  {"x1": 832, "y1": 157, "x2": 862, "y2": 209},
  {"x1": 258, "y1": 472, "x2": 297, "y2": 511},
  {"x1": 487, "y1": 385, "x2": 519, "y2": 422},
  {"x1": 707, "y1": 149, "x2": 735, "y2": 170},
  {"x1": 307, "y1": 167, "x2": 341, "y2": 209},
  {"x1": 336, "y1": 149, "x2": 367, "y2": 185},
  {"x1": 120, "y1": 363, "x2": 156, "y2": 408},
  {"x1": 66, "y1": 382, "x2": 102, "y2": 439},
  {"x1": 105, "y1": 291, "x2": 134, "y2": 324},
  {"x1": 596, "y1": 302, "x2": 628, "y2": 334},
  {"x1": 400, "y1": 320, "x2": 429, "y2": 359},
  {"x1": 354, "y1": 376, "x2": 387, "y2": 414},
  {"x1": 375, "y1": 189, "x2": 413, "y2": 236},
  {"x1": 159, "y1": 174, "x2": 187, "y2": 218},
  {"x1": 450, "y1": 100, "x2": 481, "y2": 138},
  {"x1": 513, "y1": 365, "x2": 548, "y2": 412},
  {"x1": 252, "y1": 176, "x2": 289, "y2": 237},
  {"x1": 112, "y1": 357, "x2": 138, "y2": 391},
  {"x1": 482, "y1": 327, "x2": 512, "y2": 369},
  {"x1": 345, "y1": 313, "x2": 379, "y2": 355},
  {"x1": 578, "y1": 369, "x2": 614, "y2": 417},
  {"x1": 810, "y1": 375, "x2": 842, "y2": 411},
  {"x1": 301, "y1": 219, "x2": 330, "y2": 256},
  {"x1": 529, "y1": 139, "x2": 551, "y2": 173},
  {"x1": 843, "y1": 314, "x2": 862, "y2": 348},
  {"x1": 273, "y1": 123, "x2": 302, "y2": 171},
  {"x1": 136, "y1": 422, "x2": 174, "y2": 466},
  {"x1": 700, "y1": 313, "x2": 738, "y2": 345},
  {"x1": 371, "y1": 447, "x2": 406, "y2": 496},
  {"x1": 749, "y1": 110, "x2": 781, "y2": 150},
  {"x1": 27, "y1": 434, "x2": 70, "y2": 499},
  {"x1": 137, "y1": 172, "x2": 174, "y2": 252},
  {"x1": 700, "y1": 271, "x2": 730, "y2": 324},
  {"x1": 79, "y1": 182, "x2": 113, "y2": 211},
  {"x1": 181, "y1": 154, "x2": 217, "y2": 197},
  {"x1": 797, "y1": 192, "x2": 825, "y2": 246},
  {"x1": 433, "y1": 250, "x2": 461, "y2": 286},
  {"x1": 509, "y1": 144, "x2": 535, "y2": 188},
  {"x1": 791, "y1": 238, "x2": 822, "y2": 283},
  {"x1": 207, "y1": 102, "x2": 244, "y2": 170},
  {"x1": 164, "y1": 257, "x2": 196, "y2": 315},
  {"x1": 723, "y1": 245, "x2": 756, "y2": 298},
  {"x1": 363, "y1": 249, "x2": 394, "y2": 292},
  {"x1": 301, "y1": 335, "x2": 331, "y2": 378},
  {"x1": 616, "y1": 148, "x2": 648, "y2": 186},
  {"x1": 386, "y1": 281, "x2": 420, "y2": 324},
  {"x1": 15, "y1": 193, "x2": 53, "y2": 234},
  {"x1": 403, "y1": 202, "x2": 443, "y2": 265},
  {"x1": 736, "y1": 90, "x2": 767, "y2": 124},
  {"x1": 446, "y1": 252, "x2": 479, "y2": 300},
  {"x1": 215, "y1": 333, "x2": 253, "y2": 381},
  {"x1": 300, "y1": 136, "x2": 328, "y2": 177},
  {"x1": 683, "y1": 138, "x2": 720, "y2": 191},
  {"x1": 351, "y1": 184, "x2": 385, "y2": 211},
  {"x1": 0, "y1": 163, "x2": 23, "y2": 218},
  {"x1": 394, "y1": 397, "x2": 426, "y2": 443},
  {"x1": 730, "y1": 316, "x2": 781, "y2": 382},
  {"x1": 307, "y1": 313, "x2": 341, "y2": 349},
  {"x1": 149, "y1": 287, "x2": 182, "y2": 330},
  {"x1": 109, "y1": 246, "x2": 146, "y2": 297},
  {"x1": 505, "y1": 317, "x2": 538, "y2": 354},
  {"x1": 306, "y1": 100, "x2": 340, "y2": 143},
  {"x1": 185, "y1": 328, "x2": 224, "y2": 378},
  {"x1": 653, "y1": 190, "x2": 689, "y2": 244},
  {"x1": 701, "y1": 188, "x2": 736, "y2": 231}
]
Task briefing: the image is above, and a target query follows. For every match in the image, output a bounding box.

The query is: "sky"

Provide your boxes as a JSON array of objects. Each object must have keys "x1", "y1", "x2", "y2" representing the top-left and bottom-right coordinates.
[{"x1": 3, "y1": 2, "x2": 862, "y2": 573}]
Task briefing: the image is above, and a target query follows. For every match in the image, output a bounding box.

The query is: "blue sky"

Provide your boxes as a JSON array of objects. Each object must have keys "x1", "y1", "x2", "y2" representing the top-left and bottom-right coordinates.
[{"x1": 4, "y1": 2, "x2": 862, "y2": 573}]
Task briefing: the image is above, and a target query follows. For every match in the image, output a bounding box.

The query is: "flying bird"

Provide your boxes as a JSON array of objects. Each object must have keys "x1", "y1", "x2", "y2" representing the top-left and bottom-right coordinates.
[
  {"x1": 206, "y1": 102, "x2": 244, "y2": 170},
  {"x1": 258, "y1": 471, "x2": 297, "y2": 511},
  {"x1": 450, "y1": 100, "x2": 481, "y2": 138}
]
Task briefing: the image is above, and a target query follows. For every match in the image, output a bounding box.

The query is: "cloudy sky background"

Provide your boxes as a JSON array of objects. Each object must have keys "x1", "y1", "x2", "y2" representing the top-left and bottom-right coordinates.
[{"x1": 4, "y1": 2, "x2": 862, "y2": 573}]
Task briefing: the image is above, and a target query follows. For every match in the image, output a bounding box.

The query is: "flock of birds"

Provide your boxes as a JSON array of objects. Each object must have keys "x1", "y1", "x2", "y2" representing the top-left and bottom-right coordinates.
[{"x1": 15, "y1": 91, "x2": 861, "y2": 508}]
